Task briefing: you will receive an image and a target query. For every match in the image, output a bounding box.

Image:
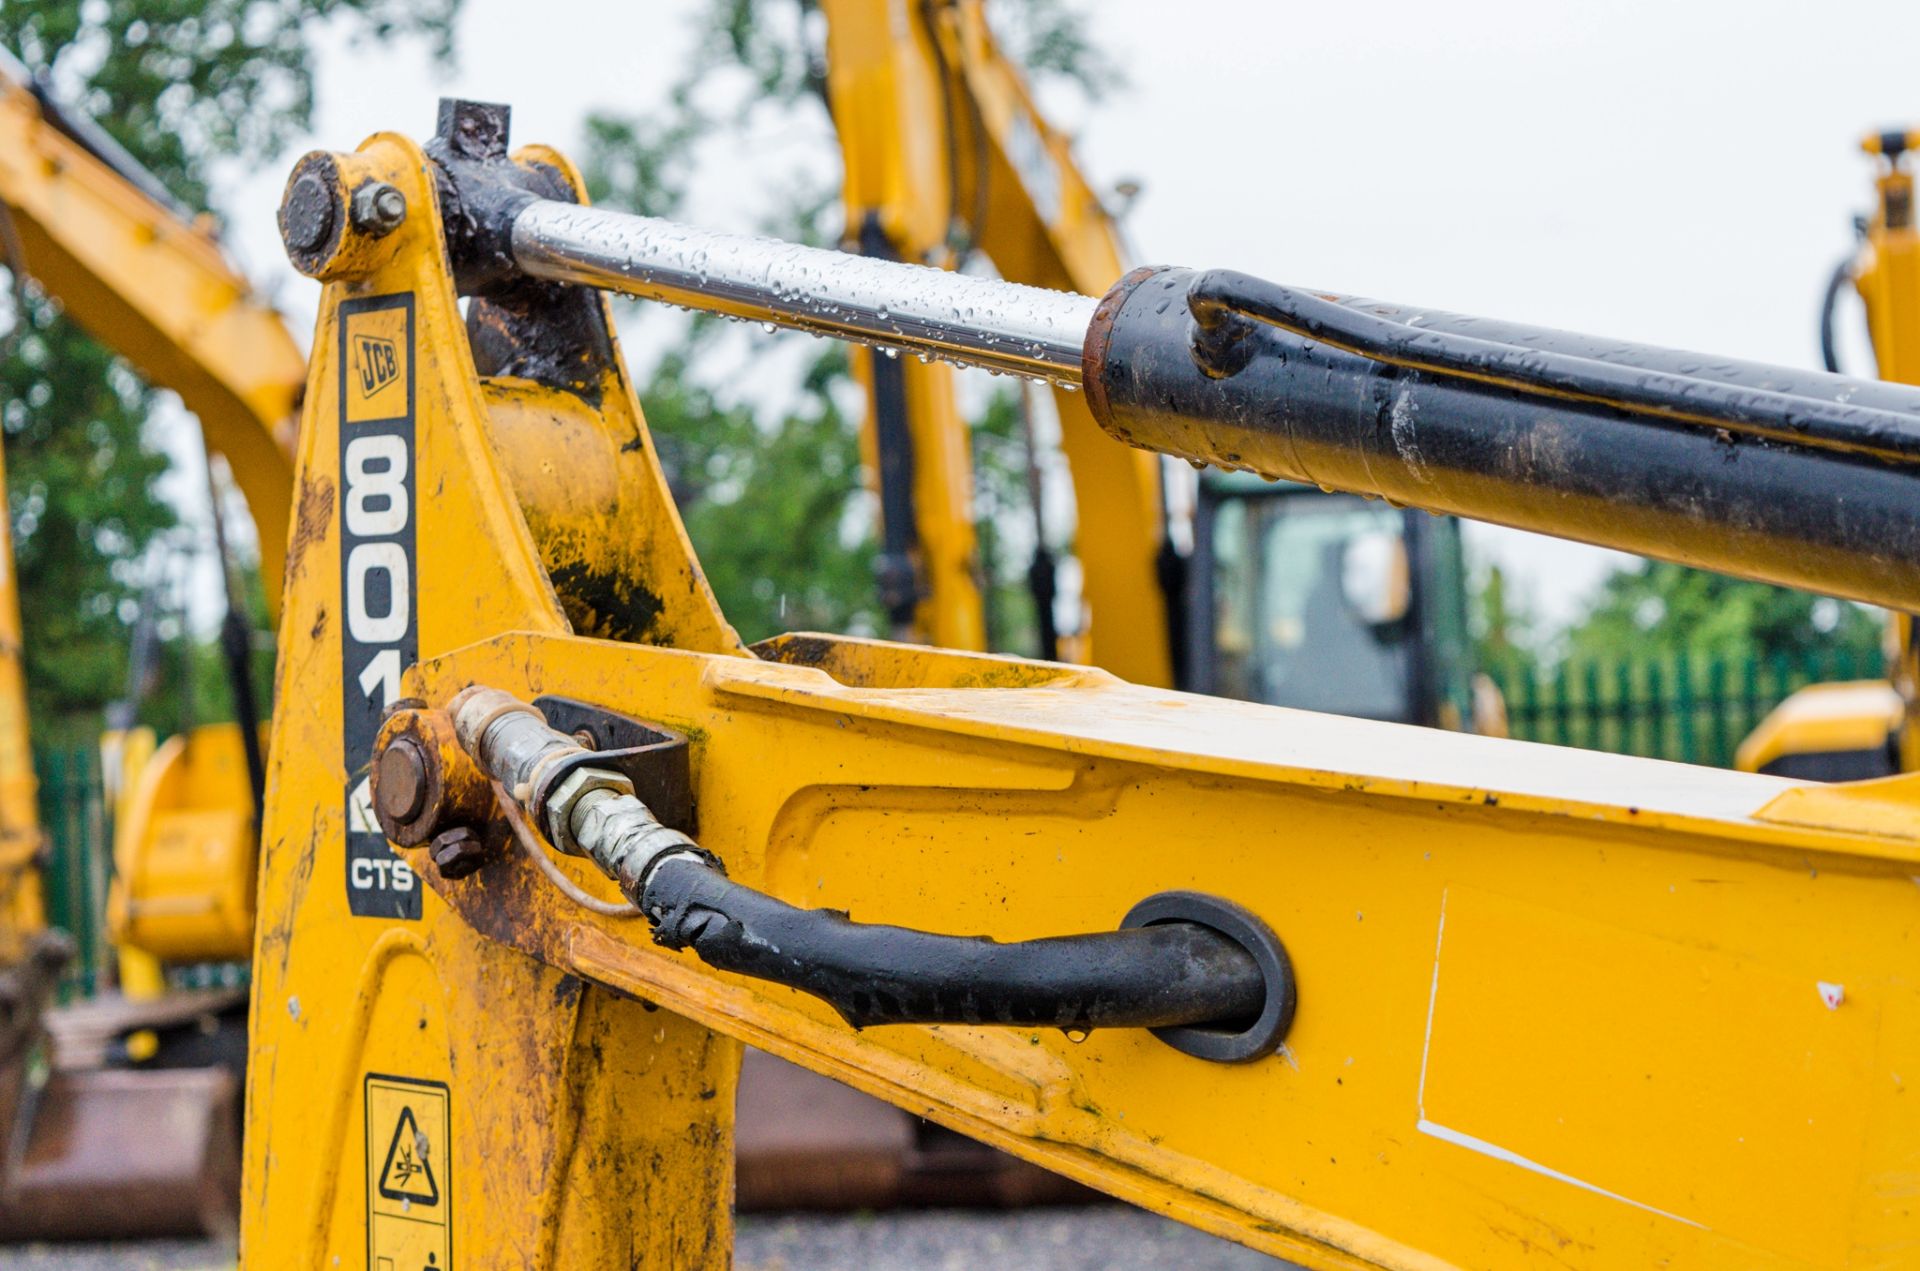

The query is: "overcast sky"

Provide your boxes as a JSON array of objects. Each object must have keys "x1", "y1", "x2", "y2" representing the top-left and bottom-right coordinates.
[{"x1": 182, "y1": 0, "x2": 1920, "y2": 632}]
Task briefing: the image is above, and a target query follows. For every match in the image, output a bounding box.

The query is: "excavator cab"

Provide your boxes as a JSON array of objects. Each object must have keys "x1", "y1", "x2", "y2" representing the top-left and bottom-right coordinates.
[{"x1": 1188, "y1": 472, "x2": 1473, "y2": 729}]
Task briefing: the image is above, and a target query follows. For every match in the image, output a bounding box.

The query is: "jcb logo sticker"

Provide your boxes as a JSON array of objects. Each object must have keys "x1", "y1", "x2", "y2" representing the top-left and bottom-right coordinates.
[
  {"x1": 346, "y1": 306, "x2": 410, "y2": 424},
  {"x1": 354, "y1": 334, "x2": 400, "y2": 398},
  {"x1": 340, "y1": 296, "x2": 419, "y2": 918}
]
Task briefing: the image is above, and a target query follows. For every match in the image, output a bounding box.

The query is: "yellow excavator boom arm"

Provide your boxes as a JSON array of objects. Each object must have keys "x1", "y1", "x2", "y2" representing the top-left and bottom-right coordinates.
[
  {"x1": 0, "y1": 62, "x2": 303, "y2": 604},
  {"x1": 824, "y1": 0, "x2": 1171, "y2": 682}
]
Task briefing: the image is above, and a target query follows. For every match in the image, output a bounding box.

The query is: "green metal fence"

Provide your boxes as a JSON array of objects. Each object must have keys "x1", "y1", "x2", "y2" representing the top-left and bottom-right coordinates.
[
  {"x1": 34, "y1": 745, "x2": 110, "y2": 1000},
  {"x1": 1487, "y1": 647, "x2": 1882, "y2": 769}
]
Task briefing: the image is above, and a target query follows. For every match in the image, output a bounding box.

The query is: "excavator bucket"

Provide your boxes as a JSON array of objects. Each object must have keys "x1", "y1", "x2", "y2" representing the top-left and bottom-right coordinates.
[
  {"x1": 0, "y1": 1066, "x2": 240, "y2": 1240},
  {"x1": 0, "y1": 937, "x2": 241, "y2": 1241}
]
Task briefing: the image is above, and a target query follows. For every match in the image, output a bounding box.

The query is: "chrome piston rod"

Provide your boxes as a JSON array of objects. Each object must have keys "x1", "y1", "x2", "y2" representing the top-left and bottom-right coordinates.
[{"x1": 509, "y1": 200, "x2": 1098, "y2": 385}]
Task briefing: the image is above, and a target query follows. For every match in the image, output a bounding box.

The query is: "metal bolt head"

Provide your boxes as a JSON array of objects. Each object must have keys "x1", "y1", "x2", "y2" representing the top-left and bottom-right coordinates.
[
  {"x1": 429, "y1": 826, "x2": 488, "y2": 880},
  {"x1": 281, "y1": 171, "x2": 336, "y2": 252},
  {"x1": 350, "y1": 181, "x2": 408, "y2": 237},
  {"x1": 375, "y1": 738, "x2": 429, "y2": 823}
]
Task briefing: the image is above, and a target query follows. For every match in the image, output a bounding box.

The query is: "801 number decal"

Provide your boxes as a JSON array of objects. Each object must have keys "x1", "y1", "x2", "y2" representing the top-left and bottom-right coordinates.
[{"x1": 339, "y1": 296, "x2": 419, "y2": 919}]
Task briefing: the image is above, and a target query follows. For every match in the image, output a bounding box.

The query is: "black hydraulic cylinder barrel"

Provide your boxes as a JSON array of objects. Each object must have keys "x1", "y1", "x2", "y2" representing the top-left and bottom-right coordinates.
[
  {"x1": 220, "y1": 606, "x2": 267, "y2": 821},
  {"x1": 1082, "y1": 266, "x2": 1920, "y2": 614}
]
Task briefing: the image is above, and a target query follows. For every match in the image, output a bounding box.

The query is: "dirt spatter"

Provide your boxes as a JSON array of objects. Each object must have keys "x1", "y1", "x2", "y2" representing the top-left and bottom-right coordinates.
[
  {"x1": 546, "y1": 559, "x2": 665, "y2": 643},
  {"x1": 286, "y1": 476, "x2": 336, "y2": 581}
]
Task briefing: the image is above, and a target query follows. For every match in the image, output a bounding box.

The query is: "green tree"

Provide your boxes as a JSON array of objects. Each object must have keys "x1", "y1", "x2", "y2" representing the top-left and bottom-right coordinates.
[
  {"x1": 642, "y1": 345, "x2": 880, "y2": 642},
  {"x1": 1468, "y1": 562, "x2": 1539, "y2": 681},
  {"x1": 1563, "y1": 561, "x2": 1881, "y2": 667},
  {"x1": 579, "y1": 0, "x2": 1115, "y2": 653},
  {"x1": 969, "y1": 385, "x2": 1044, "y2": 653},
  {"x1": 0, "y1": 0, "x2": 459, "y2": 740}
]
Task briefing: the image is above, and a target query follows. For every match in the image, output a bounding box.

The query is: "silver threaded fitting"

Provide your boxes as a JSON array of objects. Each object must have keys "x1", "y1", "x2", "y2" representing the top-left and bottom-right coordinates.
[
  {"x1": 570, "y1": 787, "x2": 706, "y2": 899},
  {"x1": 450, "y1": 685, "x2": 573, "y2": 793},
  {"x1": 448, "y1": 685, "x2": 714, "y2": 895}
]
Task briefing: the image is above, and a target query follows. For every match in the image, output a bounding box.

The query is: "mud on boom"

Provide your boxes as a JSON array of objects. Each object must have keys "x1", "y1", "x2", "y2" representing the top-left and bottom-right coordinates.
[{"x1": 251, "y1": 98, "x2": 1920, "y2": 1269}]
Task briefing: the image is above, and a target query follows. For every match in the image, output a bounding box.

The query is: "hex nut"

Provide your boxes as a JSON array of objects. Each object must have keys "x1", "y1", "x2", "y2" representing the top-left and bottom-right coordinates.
[
  {"x1": 543, "y1": 766, "x2": 634, "y2": 856},
  {"x1": 350, "y1": 181, "x2": 407, "y2": 237},
  {"x1": 430, "y1": 827, "x2": 489, "y2": 881},
  {"x1": 569, "y1": 788, "x2": 627, "y2": 852}
]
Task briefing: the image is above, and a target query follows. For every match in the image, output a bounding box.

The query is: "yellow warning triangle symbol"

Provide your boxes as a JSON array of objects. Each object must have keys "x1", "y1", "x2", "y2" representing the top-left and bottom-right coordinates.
[{"x1": 377, "y1": 1104, "x2": 439, "y2": 1206}]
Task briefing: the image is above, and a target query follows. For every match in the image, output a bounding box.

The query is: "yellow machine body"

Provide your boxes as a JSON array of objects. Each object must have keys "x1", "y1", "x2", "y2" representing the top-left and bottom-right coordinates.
[
  {"x1": 0, "y1": 59, "x2": 303, "y2": 1240},
  {"x1": 1855, "y1": 129, "x2": 1920, "y2": 388},
  {"x1": 243, "y1": 124, "x2": 1920, "y2": 1271},
  {"x1": 106, "y1": 723, "x2": 258, "y2": 964},
  {"x1": 1735, "y1": 680, "x2": 1903, "y2": 777},
  {"x1": 824, "y1": 0, "x2": 1170, "y2": 682}
]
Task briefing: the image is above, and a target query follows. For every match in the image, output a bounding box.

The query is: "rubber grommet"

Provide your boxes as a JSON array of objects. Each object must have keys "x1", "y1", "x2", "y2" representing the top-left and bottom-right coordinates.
[{"x1": 1121, "y1": 891, "x2": 1295, "y2": 1064}]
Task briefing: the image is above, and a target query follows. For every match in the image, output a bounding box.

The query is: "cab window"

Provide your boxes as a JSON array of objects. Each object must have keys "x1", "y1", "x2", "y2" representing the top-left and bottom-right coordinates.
[{"x1": 1208, "y1": 491, "x2": 1415, "y2": 722}]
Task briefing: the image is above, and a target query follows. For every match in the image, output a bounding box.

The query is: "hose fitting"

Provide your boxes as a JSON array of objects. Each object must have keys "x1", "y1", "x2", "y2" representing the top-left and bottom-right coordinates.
[
  {"x1": 447, "y1": 686, "x2": 713, "y2": 889},
  {"x1": 568, "y1": 786, "x2": 711, "y2": 900}
]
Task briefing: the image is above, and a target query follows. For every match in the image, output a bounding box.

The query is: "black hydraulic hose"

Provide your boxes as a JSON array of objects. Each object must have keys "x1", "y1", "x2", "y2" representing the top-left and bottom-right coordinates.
[
  {"x1": 201, "y1": 445, "x2": 265, "y2": 821},
  {"x1": 220, "y1": 606, "x2": 266, "y2": 821},
  {"x1": 1027, "y1": 546, "x2": 1060, "y2": 661},
  {"x1": 857, "y1": 213, "x2": 924, "y2": 636},
  {"x1": 1015, "y1": 386, "x2": 1059, "y2": 661},
  {"x1": 1820, "y1": 254, "x2": 1855, "y2": 375},
  {"x1": 1184, "y1": 269, "x2": 1920, "y2": 466},
  {"x1": 638, "y1": 856, "x2": 1267, "y2": 1033}
]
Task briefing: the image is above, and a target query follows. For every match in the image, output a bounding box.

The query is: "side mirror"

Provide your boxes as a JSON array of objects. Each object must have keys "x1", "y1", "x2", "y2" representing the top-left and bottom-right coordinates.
[{"x1": 1340, "y1": 530, "x2": 1410, "y2": 627}]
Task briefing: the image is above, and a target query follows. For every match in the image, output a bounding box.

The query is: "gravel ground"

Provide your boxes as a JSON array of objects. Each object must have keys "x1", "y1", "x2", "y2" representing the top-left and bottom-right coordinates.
[
  {"x1": 0, "y1": 1207, "x2": 1300, "y2": 1270},
  {"x1": 735, "y1": 1207, "x2": 1297, "y2": 1270},
  {"x1": 0, "y1": 1244, "x2": 231, "y2": 1271}
]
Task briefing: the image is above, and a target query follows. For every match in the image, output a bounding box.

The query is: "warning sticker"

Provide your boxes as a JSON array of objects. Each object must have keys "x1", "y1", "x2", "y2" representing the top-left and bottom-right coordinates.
[
  {"x1": 379, "y1": 1104, "x2": 440, "y2": 1205},
  {"x1": 365, "y1": 1073, "x2": 450, "y2": 1269}
]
